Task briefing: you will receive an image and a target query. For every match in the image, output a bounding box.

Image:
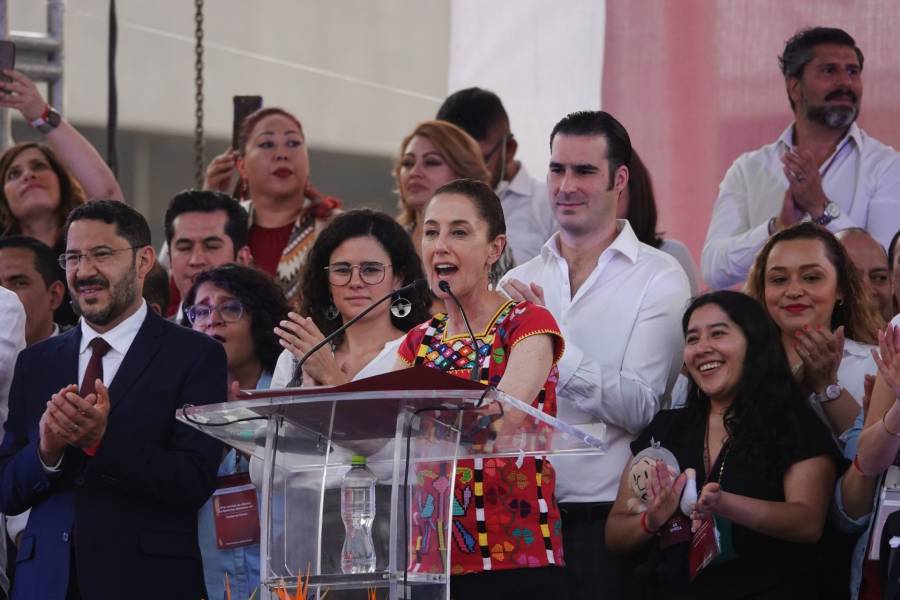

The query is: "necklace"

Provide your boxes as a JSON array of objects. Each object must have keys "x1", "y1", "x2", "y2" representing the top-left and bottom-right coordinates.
[{"x1": 704, "y1": 412, "x2": 729, "y2": 485}]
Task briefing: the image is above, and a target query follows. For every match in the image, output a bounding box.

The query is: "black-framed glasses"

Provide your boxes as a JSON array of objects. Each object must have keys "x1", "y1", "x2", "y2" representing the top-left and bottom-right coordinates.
[
  {"x1": 58, "y1": 246, "x2": 139, "y2": 270},
  {"x1": 325, "y1": 262, "x2": 391, "y2": 286},
  {"x1": 184, "y1": 299, "x2": 245, "y2": 325}
]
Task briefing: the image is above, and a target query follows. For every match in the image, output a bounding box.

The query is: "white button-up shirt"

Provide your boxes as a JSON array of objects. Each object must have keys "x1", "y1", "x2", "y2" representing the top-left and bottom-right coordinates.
[
  {"x1": 499, "y1": 164, "x2": 557, "y2": 267},
  {"x1": 500, "y1": 221, "x2": 691, "y2": 502},
  {"x1": 702, "y1": 123, "x2": 900, "y2": 289},
  {"x1": 78, "y1": 301, "x2": 148, "y2": 390}
]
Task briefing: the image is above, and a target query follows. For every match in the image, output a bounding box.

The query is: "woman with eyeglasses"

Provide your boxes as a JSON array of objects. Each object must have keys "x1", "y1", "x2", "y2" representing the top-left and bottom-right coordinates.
[
  {"x1": 270, "y1": 209, "x2": 431, "y2": 388},
  {"x1": 182, "y1": 263, "x2": 290, "y2": 600}
]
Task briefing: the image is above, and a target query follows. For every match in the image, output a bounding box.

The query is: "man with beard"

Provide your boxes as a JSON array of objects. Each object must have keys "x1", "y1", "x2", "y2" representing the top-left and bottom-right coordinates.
[
  {"x1": 702, "y1": 27, "x2": 900, "y2": 289},
  {"x1": 0, "y1": 201, "x2": 226, "y2": 600}
]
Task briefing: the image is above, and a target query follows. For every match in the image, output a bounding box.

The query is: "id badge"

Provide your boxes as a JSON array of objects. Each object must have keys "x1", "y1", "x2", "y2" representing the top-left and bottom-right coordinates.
[
  {"x1": 688, "y1": 516, "x2": 720, "y2": 580},
  {"x1": 212, "y1": 472, "x2": 260, "y2": 549},
  {"x1": 658, "y1": 514, "x2": 692, "y2": 550}
]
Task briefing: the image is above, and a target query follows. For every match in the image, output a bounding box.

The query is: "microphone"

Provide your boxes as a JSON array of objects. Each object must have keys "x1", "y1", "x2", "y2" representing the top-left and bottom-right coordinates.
[
  {"x1": 438, "y1": 280, "x2": 481, "y2": 382},
  {"x1": 288, "y1": 278, "x2": 427, "y2": 387}
]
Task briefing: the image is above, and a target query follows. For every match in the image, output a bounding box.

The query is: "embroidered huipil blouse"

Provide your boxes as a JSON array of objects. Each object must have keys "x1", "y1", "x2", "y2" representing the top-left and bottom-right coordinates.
[{"x1": 398, "y1": 300, "x2": 565, "y2": 575}]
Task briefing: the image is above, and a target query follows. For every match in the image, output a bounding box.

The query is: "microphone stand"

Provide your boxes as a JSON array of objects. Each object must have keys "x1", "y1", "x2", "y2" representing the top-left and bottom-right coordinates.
[{"x1": 437, "y1": 280, "x2": 482, "y2": 382}]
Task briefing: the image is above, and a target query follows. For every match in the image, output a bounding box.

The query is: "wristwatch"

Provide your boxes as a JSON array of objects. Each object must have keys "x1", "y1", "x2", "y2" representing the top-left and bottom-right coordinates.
[
  {"x1": 814, "y1": 383, "x2": 843, "y2": 404},
  {"x1": 812, "y1": 201, "x2": 840, "y2": 226},
  {"x1": 29, "y1": 105, "x2": 61, "y2": 134}
]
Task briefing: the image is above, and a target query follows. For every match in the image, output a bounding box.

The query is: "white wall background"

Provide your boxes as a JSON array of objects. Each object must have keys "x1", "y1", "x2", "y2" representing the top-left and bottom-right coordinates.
[
  {"x1": 448, "y1": 0, "x2": 605, "y2": 178},
  {"x1": 8, "y1": 0, "x2": 451, "y2": 155}
]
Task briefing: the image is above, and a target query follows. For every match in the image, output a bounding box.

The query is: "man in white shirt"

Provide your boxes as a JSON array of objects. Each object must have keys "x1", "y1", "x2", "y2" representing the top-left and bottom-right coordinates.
[
  {"x1": 702, "y1": 27, "x2": 900, "y2": 289},
  {"x1": 0, "y1": 287, "x2": 25, "y2": 600},
  {"x1": 0, "y1": 201, "x2": 226, "y2": 600},
  {"x1": 0, "y1": 236, "x2": 66, "y2": 347},
  {"x1": 437, "y1": 87, "x2": 556, "y2": 266},
  {"x1": 501, "y1": 111, "x2": 690, "y2": 599}
]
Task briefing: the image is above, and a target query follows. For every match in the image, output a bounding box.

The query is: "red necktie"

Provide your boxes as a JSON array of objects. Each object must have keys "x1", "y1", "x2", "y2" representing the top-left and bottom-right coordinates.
[{"x1": 81, "y1": 337, "x2": 111, "y2": 456}]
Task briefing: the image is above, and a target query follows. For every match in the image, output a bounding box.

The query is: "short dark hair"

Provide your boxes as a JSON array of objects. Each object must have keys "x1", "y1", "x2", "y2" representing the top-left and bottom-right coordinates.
[
  {"x1": 183, "y1": 264, "x2": 289, "y2": 373},
  {"x1": 779, "y1": 27, "x2": 864, "y2": 110},
  {"x1": 624, "y1": 149, "x2": 663, "y2": 248},
  {"x1": 142, "y1": 260, "x2": 170, "y2": 316},
  {"x1": 436, "y1": 87, "x2": 510, "y2": 140},
  {"x1": 164, "y1": 189, "x2": 249, "y2": 250},
  {"x1": 549, "y1": 111, "x2": 633, "y2": 185},
  {"x1": 433, "y1": 179, "x2": 506, "y2": 241},
  {"x1": 682, "y1": 291, "x2": 815, "y2": 477},
  {"x1": 64, "y1": 200, "x2": 151, "y2": 249},
  {"x1": 0, "y1": 235, "x2": 63, "y2": 287},
  {"x1": 300, "y1": 209, "x2": 431, "y2": 347}
]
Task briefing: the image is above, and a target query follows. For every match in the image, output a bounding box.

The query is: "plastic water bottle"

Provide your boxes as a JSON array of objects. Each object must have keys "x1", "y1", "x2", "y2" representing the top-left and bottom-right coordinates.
[{"x1": 341, "y1": 455, "x2": 377, "y2": 574}]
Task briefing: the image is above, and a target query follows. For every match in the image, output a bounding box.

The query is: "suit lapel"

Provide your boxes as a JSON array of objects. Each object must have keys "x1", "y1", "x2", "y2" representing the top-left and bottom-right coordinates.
[
  {"x1": 107, "y1": 310, "x2": 166, "y2": 411},
  {"x1": 55, "y1": 326, "x2": 81, "y2": 394}
]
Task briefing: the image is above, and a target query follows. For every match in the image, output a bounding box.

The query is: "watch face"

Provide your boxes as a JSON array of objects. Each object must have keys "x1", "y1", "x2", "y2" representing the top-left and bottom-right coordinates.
[
  {"x1": 825, "y1": 202, "x2": 840, "y2": 218},
  {"x1": 825, "y1": 384, "x2": 842, "y2": 400},
  {"x1": 47, "y1": 109, "x2": 61, "y2": 127}
]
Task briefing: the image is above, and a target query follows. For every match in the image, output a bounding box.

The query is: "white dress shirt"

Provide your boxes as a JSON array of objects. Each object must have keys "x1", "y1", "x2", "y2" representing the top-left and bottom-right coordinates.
[
  {"x1": 498, "y1": 164, "x2": 557, "y2": 267},
  {"x1": 0, "y1": 288, "x2": 26, "y2": 428},
  {"x1": 702, "y1": 123, "x2": 900, "y2": 289},
  {"x1": 78, "y1": 301, "x2": 148, "y2": 390},
  {"x1": 499, "y1": 221, "x2": 691, "y2": 502},
  {"x1": 270, "y1": 336, "x2": 404, "y2": 389},
  {"x1": 0, "y1": 288, "x2": 25, "y2": 595}
]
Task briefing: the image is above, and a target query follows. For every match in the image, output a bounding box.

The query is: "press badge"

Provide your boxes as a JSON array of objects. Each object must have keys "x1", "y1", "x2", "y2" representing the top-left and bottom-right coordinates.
[{"x1": 212, "y1": 472, "x2": 261, "y2": 549}]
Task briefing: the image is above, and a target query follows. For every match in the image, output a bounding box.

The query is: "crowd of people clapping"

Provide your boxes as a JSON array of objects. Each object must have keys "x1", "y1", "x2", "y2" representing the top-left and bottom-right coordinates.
[{"x1": 0, "y1": 25, "x2": 899, "y2": 600}]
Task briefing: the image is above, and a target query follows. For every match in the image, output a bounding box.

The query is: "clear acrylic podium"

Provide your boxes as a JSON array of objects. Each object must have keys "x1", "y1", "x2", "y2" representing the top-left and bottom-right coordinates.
[{"x1": 178, "y1": 367, "x2": 607, "y2": 600}]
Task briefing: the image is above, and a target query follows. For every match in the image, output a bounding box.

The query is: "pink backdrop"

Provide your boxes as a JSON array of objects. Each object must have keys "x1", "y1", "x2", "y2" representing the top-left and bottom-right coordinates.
[{"x1": 602, "y1": 1, "x2": 900, "y2": 288}]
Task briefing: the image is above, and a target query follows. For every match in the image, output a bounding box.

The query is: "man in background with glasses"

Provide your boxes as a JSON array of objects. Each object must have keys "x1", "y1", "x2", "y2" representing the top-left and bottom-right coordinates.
[
  {"x1": 438, "y1": 87, "x2": 556, "y2": 266},
  {"x1": 0, "y1": 200, "x2": 226, "y2": 600}
]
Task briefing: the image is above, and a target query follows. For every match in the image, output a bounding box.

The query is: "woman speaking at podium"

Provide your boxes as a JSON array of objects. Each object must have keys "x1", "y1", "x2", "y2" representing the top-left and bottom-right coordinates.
[{"x1": 396, "y1": 179, "x2": 566, "y2": 599}]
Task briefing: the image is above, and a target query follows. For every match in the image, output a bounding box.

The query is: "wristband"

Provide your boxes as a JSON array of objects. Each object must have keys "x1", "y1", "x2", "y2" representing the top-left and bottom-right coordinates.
[{"x1": 640, "y1": 511, "x2": 659, "y2": 535}]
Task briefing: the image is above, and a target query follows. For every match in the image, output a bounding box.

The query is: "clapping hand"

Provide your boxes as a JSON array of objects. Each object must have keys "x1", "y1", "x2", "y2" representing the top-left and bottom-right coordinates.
[
  {"x1": 643, "y1": 459, "x2": 688, "y2": 532},
  {"x1": 795, "y1": 325, "x2": 844, "y2": 394},
  {"x1": 781, "y1": 147, "x2": 828, "y2": 218},
  {"x1": 275, "y1": 312, "x2": 344, "y2": 386},
  {"x1": 872, "y1": 324, "x2": 900, "y2": 398}
]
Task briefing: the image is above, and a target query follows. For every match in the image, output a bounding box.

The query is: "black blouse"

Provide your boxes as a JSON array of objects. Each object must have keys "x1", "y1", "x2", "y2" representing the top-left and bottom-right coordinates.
[{"x1": 630, "y1": 406, "x2": 847, "y2": 599}]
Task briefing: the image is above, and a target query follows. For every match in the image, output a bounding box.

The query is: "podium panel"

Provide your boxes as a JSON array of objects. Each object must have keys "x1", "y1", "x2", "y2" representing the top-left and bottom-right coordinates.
[{"x1": 178, "y1": 368, "x2": 606, "y2": 599}]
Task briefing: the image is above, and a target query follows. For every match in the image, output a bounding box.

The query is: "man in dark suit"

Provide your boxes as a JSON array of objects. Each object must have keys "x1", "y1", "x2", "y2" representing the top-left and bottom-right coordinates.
[{"x1": 0, "y1": 201, "x2": 226, "y2": 599}]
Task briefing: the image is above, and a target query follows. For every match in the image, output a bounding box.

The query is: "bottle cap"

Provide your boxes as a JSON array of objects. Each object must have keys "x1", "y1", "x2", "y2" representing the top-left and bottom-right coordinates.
[{"x1": 351, "y1": 455, "x2": 367, "y2": 466}]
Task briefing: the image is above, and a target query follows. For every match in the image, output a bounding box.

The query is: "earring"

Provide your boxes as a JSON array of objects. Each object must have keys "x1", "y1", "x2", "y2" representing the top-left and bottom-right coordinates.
[
  {"x1": 390, "y1": 294, "x2": 412, "y2": 318},
  {"x1": 324, "y1": 303, "x2": 340, "y2": 320},
  {"x1": 836, "y1": 298, "x2": 844, "y2": 306}
]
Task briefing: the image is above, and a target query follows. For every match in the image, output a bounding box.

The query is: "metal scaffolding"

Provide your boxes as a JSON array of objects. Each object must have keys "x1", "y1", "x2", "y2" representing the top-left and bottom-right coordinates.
[{"x1": 0, "y1": 0, "x2": 65, "y2": 149}]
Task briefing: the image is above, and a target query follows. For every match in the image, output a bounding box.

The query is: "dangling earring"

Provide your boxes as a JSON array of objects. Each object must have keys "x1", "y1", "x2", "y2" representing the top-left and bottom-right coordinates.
[
  {"x1": 324, "y1": 302, "x2": 340, "y2": 321},
  {"x1": 390, "y1": 294, "x2": 412, "y2": 318},
  {"x1": 836, "y1": 297, "x2": 844, "y2": 306}
]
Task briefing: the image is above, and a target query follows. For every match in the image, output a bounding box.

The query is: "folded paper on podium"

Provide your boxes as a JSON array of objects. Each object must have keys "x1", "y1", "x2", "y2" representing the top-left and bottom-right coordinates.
[{"x1": 178, "y1": 367, "x2": 607, "y2": 599}]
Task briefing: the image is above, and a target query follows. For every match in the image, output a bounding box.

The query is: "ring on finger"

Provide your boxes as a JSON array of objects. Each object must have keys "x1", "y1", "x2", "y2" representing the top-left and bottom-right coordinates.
[
  {"x1": 796, "y1": 173, "x2": 806, "y2": 181},
  {"x1": 69, "y1": 425, "x2": 78, "y2": 433}
]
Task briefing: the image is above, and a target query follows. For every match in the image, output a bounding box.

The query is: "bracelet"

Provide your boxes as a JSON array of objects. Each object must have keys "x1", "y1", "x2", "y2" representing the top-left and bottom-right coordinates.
[
  {"x1": 640, "y1": 511, "x2": 659, "y2": 535},
  {"x1": 883, "y1": 414, "x2": 900, "y2": 437}
]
